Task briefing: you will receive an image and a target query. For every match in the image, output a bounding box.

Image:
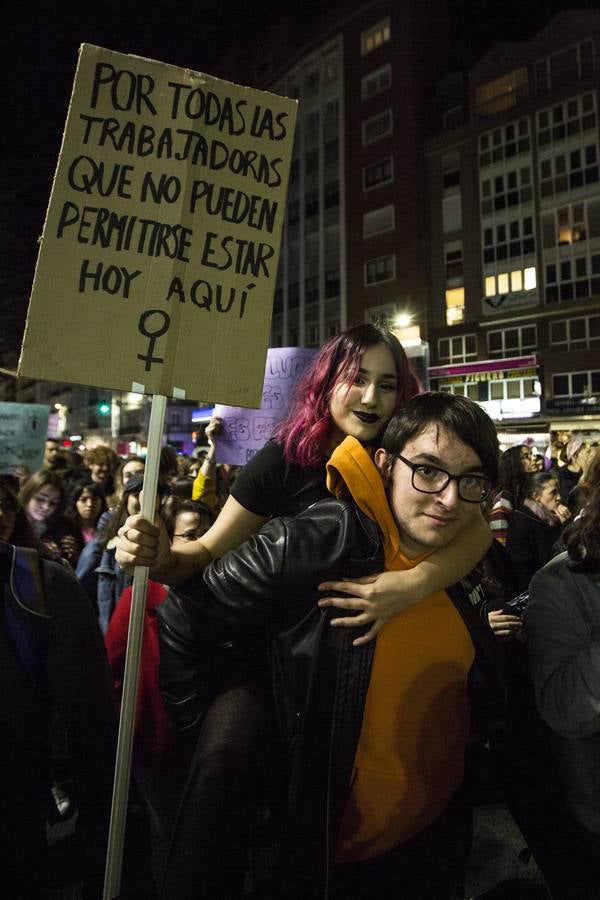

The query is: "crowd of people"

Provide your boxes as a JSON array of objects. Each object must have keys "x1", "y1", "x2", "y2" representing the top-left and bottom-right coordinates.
[{"x1": 1, "y1": 323, "x2": 600, "y2": 899}]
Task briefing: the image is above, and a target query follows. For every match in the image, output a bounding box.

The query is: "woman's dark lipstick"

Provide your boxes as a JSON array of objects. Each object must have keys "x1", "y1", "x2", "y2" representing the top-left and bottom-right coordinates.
[{"x1": 353, "y1": 411, "x2": 379, "y2": 423}]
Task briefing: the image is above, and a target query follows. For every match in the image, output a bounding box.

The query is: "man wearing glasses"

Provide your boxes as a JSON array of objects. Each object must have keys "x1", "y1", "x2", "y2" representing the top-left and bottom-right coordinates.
[{"x1": 159, "y1": 392, "x2": 505, "y2": 900}]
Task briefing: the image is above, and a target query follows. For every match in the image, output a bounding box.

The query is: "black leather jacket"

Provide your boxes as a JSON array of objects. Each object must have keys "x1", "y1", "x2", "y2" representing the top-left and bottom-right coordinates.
[{"x1": 158, "y1": 498, "x2": 506, "y2": 898}]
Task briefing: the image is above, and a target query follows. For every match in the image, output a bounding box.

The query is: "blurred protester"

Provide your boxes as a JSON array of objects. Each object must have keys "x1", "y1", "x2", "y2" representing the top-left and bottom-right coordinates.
[
  {"x1": 191, "y1": 417, "x2": 240, "y2": 514},
  {"x1": 506, "y1": 471, "x2": 570, "y2": 592},
  {"x1": 112, "y1": 454, "x2": 146, "y2": 506},
  {"x1": 161, "y1": 497, "x2": 215, "y2": 543},
  {"x1": 66, "y1": 481, "x2": 108, "y2": 544},
  {"x1": 76, "y1": 474, "x2": 164, "y2": 634},
  {"x1": 553, "y1": 438, "x2": 589, "y2": 508},
  {"x1": 121, "y1": 454, "x2": 146, "y2": 485},
  {"x1": 160, "y1": 445, "x2": 179, "y2": 490},
  {"x1": 104, "y1": 496, "x2": 212, "y2": 890},
  {"x1": 566, "y1": 445, "x2": 600, "y2": 517},
  {"x1": 489, "y1": 445, "x2": 536, "y2": 545},
  {"x1": 525, "y1": 483, "x2": 600, "y2": 896},
  {"x1": 176, "y1": 454, "x2": 191, "y2": 478},
  {"x1": 19, "y1": 470, "x2": 84, "y2": 567},
  {"x1": 43, "y1": 437, "x2": 76, "y2": 482},
  {"x1": 0, "y1": 481, "x2": 45, "y2": 549},
  {"x1": 480, "y1": 535, "x2": 595, "y2": 897},
  {"x1": 163, "y1": 477, "x2": 194, "y2": 503},
  {"x1": 187, "y1": 455, "x2": 202, "y2": 479},
  {"x1": 82, "y1": 445, "x2": 118, "y2": 497},
  {"x1": 530, "y1": 449, "x2": 546, "y2": 472},
  {"x1": 61, "y1": 448, "x2": 87, "y2": 489},
  {"x1": 44, "y1": 436, "x2": 62, "y2": 469},
  {"x1": 191, "y1": 417, "x2": 220, "y2": 513},
  {"x1": 76, "y1": 476, "x2": 139, "y2": 633},
  {"x1": 545, "y1": 430, "x2": 571, "y2": 470},
  {"x1": 0, "y1": 491, "x2": 116, "y2": 900}
]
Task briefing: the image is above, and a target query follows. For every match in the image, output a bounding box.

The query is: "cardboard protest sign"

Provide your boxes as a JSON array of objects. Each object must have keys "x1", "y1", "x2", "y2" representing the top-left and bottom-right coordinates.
[
  {"x1": 0, "y1": 403, "x2": 49, "y2": 475},
  {"x1": 213, "y1": 346, "x2": 316, "y2": 464},
  {"x1": 19, "y1": 44, "x2": 297, "y2": 406}
]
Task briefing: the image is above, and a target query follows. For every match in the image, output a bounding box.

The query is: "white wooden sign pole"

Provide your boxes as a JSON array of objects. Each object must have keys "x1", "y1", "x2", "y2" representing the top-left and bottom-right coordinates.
[{"x1": 103, "y1": 393, "x2": 167, "y2": 900}]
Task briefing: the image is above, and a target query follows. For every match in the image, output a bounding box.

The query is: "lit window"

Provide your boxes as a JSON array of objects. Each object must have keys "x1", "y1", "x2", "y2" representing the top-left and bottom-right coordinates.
[
  {"x1": 498, "y1": 273, "x2": 509, "y2": 294},
  {"x1": 445, "y1": 287, "x2": 465, "y2": 325},
  {"x1": 474, "y1": 67, "x2": 528, "y2": 116},
  {"x1": 485, "y1": 276, "x2": 496, "y2": 297},
  {"x1": 361, "y1": 18, "x2": 391, "y2": 56},
  {"x1": 524, "y1": 267, "x2": 537, "y2": 289},
  {"x1": 511, "y1": 270, "x2": 523, "y2": 291}
]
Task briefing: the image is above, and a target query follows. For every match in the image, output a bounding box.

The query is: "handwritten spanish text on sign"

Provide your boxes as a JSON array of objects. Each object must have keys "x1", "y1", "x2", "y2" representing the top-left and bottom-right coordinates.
[
  {"x1": 19, "y1": 44, "x2": 297, "y2": 406},
  {"x1": 0, "y1": 403, "x2": 50, "y2": 476},
  {"x1": 213, "y1": 347, "x2": 317, "y2": 464}
]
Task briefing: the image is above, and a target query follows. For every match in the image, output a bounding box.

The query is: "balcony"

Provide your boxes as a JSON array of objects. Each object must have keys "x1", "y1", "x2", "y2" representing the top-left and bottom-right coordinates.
[{"x1": 545, "y1": 398, "x2": 600, "y2": 417}]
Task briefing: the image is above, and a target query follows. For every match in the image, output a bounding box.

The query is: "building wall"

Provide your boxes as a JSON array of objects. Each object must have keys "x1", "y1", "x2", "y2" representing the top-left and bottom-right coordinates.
[
  {"x1": 425, "y1": 9, "x2": 600, "y2": 430},
  {"x1": 216, "y1": 0, "x2": 451, "y2": 344}
]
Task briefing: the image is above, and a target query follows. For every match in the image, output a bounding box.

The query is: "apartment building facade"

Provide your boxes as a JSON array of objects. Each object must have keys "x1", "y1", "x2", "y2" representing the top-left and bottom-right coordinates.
[
  {"x1": 425, "y1": 9, "x2": 600, "y2": 436},
  {"x1": 217, "y1": 0, "x2": 448, "y2": 363}
]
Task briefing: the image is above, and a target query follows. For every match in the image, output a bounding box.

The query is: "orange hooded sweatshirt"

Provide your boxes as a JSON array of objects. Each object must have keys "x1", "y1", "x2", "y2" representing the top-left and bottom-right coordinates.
[{"x1": 326, "y1": 436, "x2": 474, "y2": 863}]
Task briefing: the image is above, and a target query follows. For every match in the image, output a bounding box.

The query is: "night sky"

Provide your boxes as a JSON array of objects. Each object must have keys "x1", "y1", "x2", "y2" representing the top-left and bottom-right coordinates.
[
  {"x1": 1, "y1": 0, "x2": 595, "y2": 356},
  {"x1": 5, "y1": 0, "x2": 593, "y2": 185}
]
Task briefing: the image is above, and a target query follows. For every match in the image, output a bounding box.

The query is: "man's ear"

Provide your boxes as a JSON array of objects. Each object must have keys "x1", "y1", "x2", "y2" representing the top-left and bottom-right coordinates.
[{"x1": 374, "y1": 448, "x2": 392, "y2": 483}]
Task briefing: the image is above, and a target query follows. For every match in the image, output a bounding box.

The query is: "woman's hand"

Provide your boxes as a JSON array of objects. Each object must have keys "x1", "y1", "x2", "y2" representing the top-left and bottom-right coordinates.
[
  {"x1": 59, "y1": 534, "x2": 79, "y2": 564},
  {"x1": 205, "y1": 416, "x2": 223, "y2": 445},
  {"x1": 317, "y1": 570, "x2": 421, "y2": 647},
  {"x1": 115, "y1": 513, "x2": 173, "y2": 572},
  {"x1": 556, "y1": 503, "x2": 571, "y2": 524},
  {"x1": 487, "y1": 609, "x2": 522, "y2": 641}
]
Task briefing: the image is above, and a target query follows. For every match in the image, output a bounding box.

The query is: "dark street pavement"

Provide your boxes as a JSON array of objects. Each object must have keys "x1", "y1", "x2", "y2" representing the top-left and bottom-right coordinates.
[{"x1": 465, "y1": 803, "x2": 548, "y2": 899}]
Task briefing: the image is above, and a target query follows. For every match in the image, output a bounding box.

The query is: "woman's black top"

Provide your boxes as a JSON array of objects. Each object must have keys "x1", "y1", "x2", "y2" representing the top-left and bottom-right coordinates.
[{"x1": 230, "y1": 441, "x2": 329, "y2": 519}]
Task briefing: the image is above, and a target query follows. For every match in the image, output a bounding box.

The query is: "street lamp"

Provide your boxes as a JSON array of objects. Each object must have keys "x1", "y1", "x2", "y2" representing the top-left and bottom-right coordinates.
[{"x1": 394, "y1": 312, "x2": 413, "y2": 329}]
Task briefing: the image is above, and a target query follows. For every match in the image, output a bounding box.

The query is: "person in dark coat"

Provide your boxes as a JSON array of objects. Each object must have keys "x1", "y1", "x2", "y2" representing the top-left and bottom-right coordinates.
[
  {"x1": 0, "y1": 482, "x2": 116, "y2": 899},
  {"x1": 506, "y1": 471, "x2": 570, "y2": 592},
  {"x1": 525, "y1": 482, "x2": 600, "y2": 896}
]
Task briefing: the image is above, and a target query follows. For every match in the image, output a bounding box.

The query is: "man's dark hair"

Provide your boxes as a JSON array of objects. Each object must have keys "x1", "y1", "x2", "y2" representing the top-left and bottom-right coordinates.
[{"x1": 381, "y1": 392, "x2": 499, "y2": 485}]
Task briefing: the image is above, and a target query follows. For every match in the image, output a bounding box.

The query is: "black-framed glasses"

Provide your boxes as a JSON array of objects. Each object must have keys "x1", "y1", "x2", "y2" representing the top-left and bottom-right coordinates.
[
  {"x1": 396, "y1": 454, "x2": 493, "y2": 503},
  {"x1": 173, "y1": 530, "x2": 203, "y2": 542}
]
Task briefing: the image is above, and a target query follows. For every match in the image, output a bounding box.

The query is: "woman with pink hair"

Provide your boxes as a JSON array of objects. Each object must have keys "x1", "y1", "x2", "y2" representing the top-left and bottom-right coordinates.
[
  {"x1": 114, "y1": 324, "x2": 492, "y2": 897},
  {"x1": 116, "y1": 324, "x2": 490, "y2": 639}
]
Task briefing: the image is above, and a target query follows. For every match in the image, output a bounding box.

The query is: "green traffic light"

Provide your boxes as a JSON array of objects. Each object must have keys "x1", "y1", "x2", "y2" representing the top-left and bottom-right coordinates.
[{"x1": 98, "y1": 402, "x2": 110, "y2": 415}]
